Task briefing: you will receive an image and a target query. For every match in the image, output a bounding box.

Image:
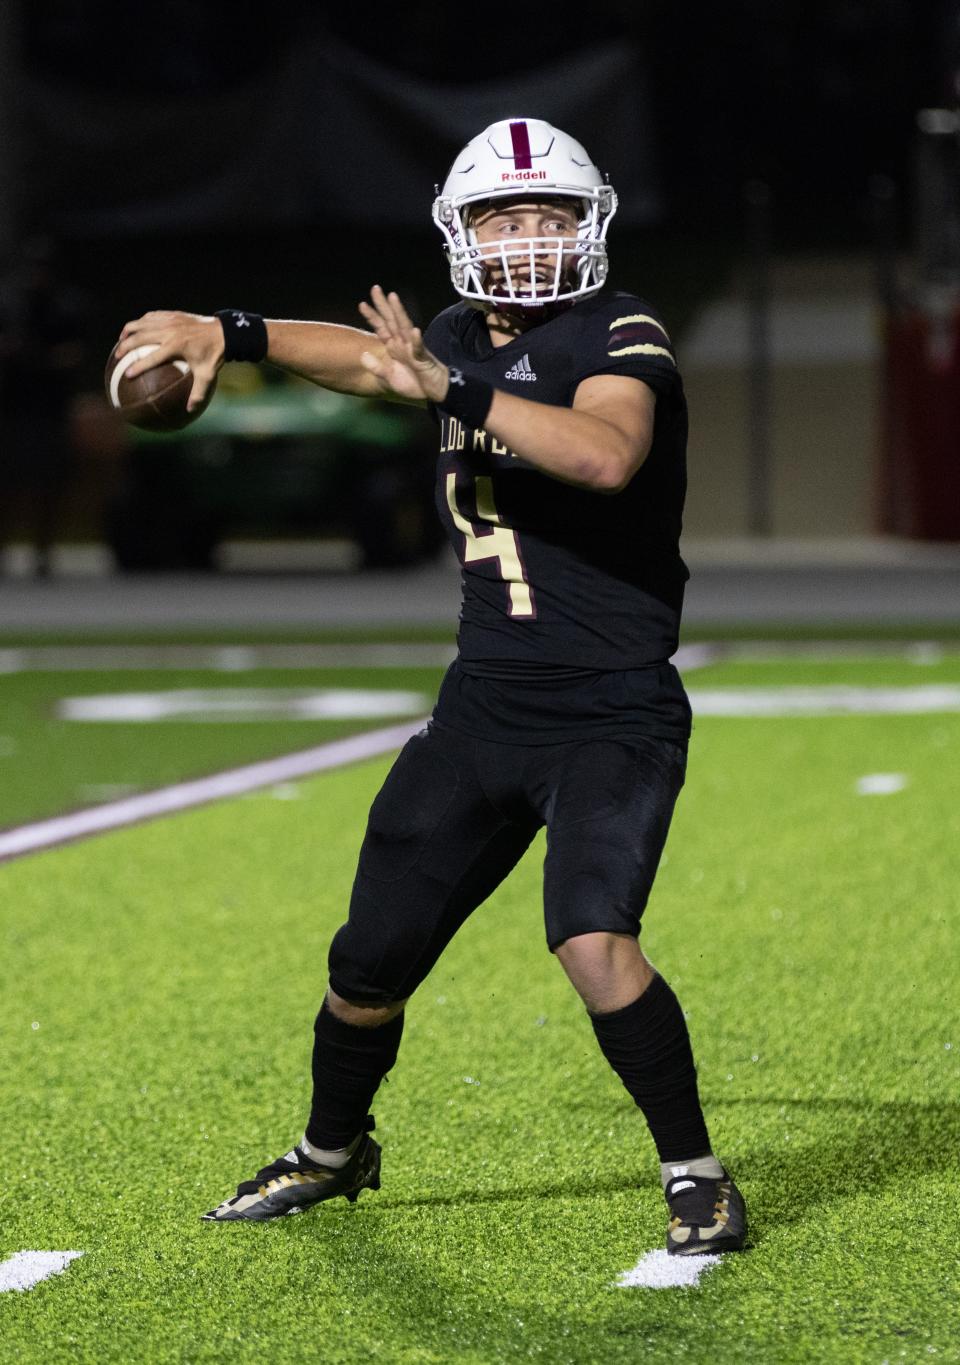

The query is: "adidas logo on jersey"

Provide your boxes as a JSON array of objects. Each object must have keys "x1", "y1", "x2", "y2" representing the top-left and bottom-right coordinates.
[{"x1": 505, "y1": 354, "x2": 537, "y2": 382}]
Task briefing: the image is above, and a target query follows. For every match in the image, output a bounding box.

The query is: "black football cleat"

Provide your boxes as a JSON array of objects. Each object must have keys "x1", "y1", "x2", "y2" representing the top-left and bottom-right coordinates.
[
  {"x1": 202, "y1": 1126, "x2": 381, "y2": 1222},
  {"x1": 664, "y1": 1170, "x2": 746, "y2": 1255}
]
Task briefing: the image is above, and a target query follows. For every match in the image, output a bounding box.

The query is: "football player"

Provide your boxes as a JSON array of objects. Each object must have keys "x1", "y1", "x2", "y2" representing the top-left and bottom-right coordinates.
[{"x1": 117, "y1": 118, "x2": 746, "y2": 1256}]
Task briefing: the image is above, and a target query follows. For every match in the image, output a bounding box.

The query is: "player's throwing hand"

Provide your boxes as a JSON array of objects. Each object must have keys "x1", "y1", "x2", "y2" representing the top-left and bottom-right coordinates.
[{"x1": 358, "y1": 286, "x2": 449, "y2": 404}]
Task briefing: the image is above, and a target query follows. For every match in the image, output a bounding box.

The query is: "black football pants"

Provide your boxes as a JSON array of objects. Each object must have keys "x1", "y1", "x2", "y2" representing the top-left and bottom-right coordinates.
[{"x1": 327, "y1": 720, "x2": 686, "y2": 1005}]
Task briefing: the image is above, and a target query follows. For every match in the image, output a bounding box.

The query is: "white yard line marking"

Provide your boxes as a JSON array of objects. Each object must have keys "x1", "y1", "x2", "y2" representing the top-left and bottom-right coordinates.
[
  {"x1": 716, "y1": 640, "x2": 949, "y2": 664},
  {"x1": 688, "y1": 685, "x2": 960, "y2": 716},
  {"x1": 0, "y1": 718, "x2": 427, "y2": 864},
  {"x1": 0, "y1": 643, "x2": 457, "y2": 673},
  {"x1": 0, "y1": 1251, "x2": 83, "y2": 1293},
  {"x1": 856, "y1": 772, "x2": 908, "y2": 795},
  {"x1": 616, "y1": 1248, "x2": 722, "y2": 1289},
  {"x1": 57, "y1": 688, "x2": 430, "y2": 723}
]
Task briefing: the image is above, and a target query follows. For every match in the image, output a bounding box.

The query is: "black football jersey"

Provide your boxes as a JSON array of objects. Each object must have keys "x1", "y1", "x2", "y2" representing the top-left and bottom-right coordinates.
[{"x1": 423, "y1": 289, "x2": 689, "y2": 674}]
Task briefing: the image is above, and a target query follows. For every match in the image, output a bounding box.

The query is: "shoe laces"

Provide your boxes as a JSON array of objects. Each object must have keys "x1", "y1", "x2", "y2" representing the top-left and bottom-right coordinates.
[{"x1": 235, "y1": 1148, "x2": 324, "y2": 1196}]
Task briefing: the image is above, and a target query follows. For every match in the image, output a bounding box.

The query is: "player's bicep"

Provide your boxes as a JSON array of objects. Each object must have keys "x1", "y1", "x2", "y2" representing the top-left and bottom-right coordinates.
[{"x1": 572, "y1": 373, "x2": 657, "y2": 473}]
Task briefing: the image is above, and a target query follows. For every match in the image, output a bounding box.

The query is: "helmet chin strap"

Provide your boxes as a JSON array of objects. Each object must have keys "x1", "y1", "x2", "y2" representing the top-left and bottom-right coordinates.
[{"x1": 484, "y1": 293, "x2": 576, "y2": 325}]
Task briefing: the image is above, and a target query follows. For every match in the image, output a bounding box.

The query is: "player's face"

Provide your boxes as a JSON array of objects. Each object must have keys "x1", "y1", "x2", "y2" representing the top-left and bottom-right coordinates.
[{"x1": 469, "y1": 200, "x2": 581, "y2": 303}]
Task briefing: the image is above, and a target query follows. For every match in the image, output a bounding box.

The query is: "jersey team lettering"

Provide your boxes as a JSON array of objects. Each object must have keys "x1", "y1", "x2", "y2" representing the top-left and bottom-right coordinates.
[{"x1": 439, "y1": 416, "x2": 521, "y2": 461}]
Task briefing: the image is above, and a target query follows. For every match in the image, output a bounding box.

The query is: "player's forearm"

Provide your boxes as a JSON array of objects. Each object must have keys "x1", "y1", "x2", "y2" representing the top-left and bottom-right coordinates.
[
  {"x1": 484, "y1": 389, "x2": 643, "y2": 493},
  {"x1": 264, "y1": 320, "x2": 383, "y2": 398}
]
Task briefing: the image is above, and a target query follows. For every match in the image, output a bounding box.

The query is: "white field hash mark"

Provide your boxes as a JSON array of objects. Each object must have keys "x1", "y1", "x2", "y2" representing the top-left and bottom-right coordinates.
[
  {"x1": 57, "y1": 687, "x2": 430, "y2": 723},
  {"x1": 616, "y1": 1249, "x2": 722, "y2": 1289},
  {"x1": 856, "y1": 772, "x2": 908, "y2": 795},
  {"x1": 687, "y1": 685, "x2": 960, "y2": 716},
  {"x1": 0, "y1": 1251, "x2": 83, "y2": 1293}
]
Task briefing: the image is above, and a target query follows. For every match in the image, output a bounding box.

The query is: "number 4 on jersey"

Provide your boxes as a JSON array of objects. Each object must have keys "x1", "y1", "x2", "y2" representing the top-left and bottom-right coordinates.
[{"x1": 445, "y1": 472, "x2": 535, "y2": 618}]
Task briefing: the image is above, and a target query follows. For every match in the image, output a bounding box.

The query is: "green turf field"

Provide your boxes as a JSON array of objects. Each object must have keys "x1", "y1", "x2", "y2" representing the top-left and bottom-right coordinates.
[{"x1": 2, "y1": 639, "x2": 959, "y2": 1362}]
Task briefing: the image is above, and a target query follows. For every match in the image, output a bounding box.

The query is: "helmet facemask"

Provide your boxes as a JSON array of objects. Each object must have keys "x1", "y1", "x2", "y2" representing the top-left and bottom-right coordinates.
[{"x1": 455, "y1": 194, "x2": 611, "y2": 317}]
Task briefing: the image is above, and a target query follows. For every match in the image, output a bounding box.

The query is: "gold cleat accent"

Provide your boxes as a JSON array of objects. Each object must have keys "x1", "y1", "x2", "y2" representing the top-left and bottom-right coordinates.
[{"x1": 202, "y1": 1134, "x2": 381, "y2": 1223}]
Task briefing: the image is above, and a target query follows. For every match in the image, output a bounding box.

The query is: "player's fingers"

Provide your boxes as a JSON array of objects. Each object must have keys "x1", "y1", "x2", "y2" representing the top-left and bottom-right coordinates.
[
  {"x1": 116, "y1": 318, "x2": 161, "y2": 351},
  {"x1": 120, "y1": 309, "x2": 196, "y2": 345},
  {"x1": 359, "y1": 301, "x2": 398, "y2": 347},
  {"x1": 388, "y1": 291, "x2": 416, "y2": 336},
  {"x1": 121, "y1": 310, "x2": 175, "y2": 335},
  {"x1": 124, "y1": 338, "x2": 178, "y2": 377},
  {"x1": 187, "y1": 366, "x2": 215, "y2": 412},
  {"x1": 187, "y1": 360, "x2": 218, "y2": 406},
  {"x1": 382, "y1": 290, "x2": 412, "y2": 340},
  {"x1": 114, "y1": 331, "x2": 166, "y2": 360},
  {"x1": 389, "y1": 332, "x2": 433, "y2": 374},
  {"x1": 358, "y1": 299, "x2": 392, "y2": 339},
  {"x1": 383, "y1": 335, "x2": 419, "y2": 368},
  {"x1": 369, "y1": 285, "x2": 402, "y2": 338}
]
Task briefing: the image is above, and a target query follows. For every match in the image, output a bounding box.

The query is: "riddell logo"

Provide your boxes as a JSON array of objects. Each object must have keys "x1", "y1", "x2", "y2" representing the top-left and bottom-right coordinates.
[{"x1": 501, "y1": 170, "x2": 548, "y2": 182}]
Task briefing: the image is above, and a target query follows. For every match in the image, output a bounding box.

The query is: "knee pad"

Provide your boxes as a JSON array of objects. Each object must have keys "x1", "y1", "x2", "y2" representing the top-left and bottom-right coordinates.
[
  {"x1": 328, "y1": 915, "x2": 394, "y2": 1004},
  {"x1": 327, "y1": 887, "x2": 436, "y2": 1005}
]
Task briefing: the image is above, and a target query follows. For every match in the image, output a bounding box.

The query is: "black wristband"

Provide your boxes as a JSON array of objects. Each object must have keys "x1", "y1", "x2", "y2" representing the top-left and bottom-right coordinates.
[
  {"x1": 440, "y1": 368, "x2": 493, "y2": 430},
  {"x1": 215, "y1": 309, "x2": 268, "y2": 363}
]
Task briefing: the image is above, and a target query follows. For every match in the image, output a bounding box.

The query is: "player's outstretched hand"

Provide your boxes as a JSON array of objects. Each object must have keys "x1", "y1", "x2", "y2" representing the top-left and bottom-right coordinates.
[
  {"x1": 358, "y1": 287, "x2": 449, "y2": 404},
  {"x1": 115, "y1": 310, "x2": 224, "y2": 411}
]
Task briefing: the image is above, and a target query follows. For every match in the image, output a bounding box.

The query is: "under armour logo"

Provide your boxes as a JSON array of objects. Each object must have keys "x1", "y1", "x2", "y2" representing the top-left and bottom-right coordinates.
[{"x1": 448, "y1": 368, "x2": 466, "y2": 387}]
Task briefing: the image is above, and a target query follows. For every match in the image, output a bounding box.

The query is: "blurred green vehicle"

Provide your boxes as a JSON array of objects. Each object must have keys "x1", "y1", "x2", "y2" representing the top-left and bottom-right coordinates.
[{"x1": 106, "y1": 366, "x2": 444, "y2": 571}]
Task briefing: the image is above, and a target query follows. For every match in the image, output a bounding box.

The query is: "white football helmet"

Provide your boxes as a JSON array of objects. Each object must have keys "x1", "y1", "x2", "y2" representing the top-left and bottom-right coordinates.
[{"x1": 432, "y1": 118, "x2": 618, "y2": 313}]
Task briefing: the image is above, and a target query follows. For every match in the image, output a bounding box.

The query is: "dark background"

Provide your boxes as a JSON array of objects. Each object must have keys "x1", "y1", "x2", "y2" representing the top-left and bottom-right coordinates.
[
  {"x1": 2, "y1": 0, "x2": 959, "y2": 562},
  {"x1": 4, "y1": 0, "x2": 952, "y2": 361}
]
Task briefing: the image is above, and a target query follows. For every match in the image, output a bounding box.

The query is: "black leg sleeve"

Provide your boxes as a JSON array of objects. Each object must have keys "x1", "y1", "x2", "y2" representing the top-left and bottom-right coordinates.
[
  {"x1": 590, "y1": 973, "x2": 712, "y2": 1163},
  {"x1": 305, "y1": 999, "x2": 404, "y2": 1149}
]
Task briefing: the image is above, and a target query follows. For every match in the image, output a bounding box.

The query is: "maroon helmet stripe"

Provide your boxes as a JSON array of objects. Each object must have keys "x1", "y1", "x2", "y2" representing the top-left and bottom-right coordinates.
[{"x1": 509, "y1": 120, "x2": 533, "y2": 170}]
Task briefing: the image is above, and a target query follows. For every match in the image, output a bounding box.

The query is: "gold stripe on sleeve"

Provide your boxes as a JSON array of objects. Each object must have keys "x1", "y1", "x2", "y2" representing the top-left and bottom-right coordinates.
[
  {"x1": 608, "y1": 313, "x2": 671, "y2": 340},
  {"x1": 607, "y1": 343, "x2": 676, "y2": 363}
]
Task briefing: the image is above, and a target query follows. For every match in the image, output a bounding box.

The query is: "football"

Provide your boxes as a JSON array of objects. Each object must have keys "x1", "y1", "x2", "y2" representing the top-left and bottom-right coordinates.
[{"x1": 104, "y1": 342, "x2": 211, "y2": 432}]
